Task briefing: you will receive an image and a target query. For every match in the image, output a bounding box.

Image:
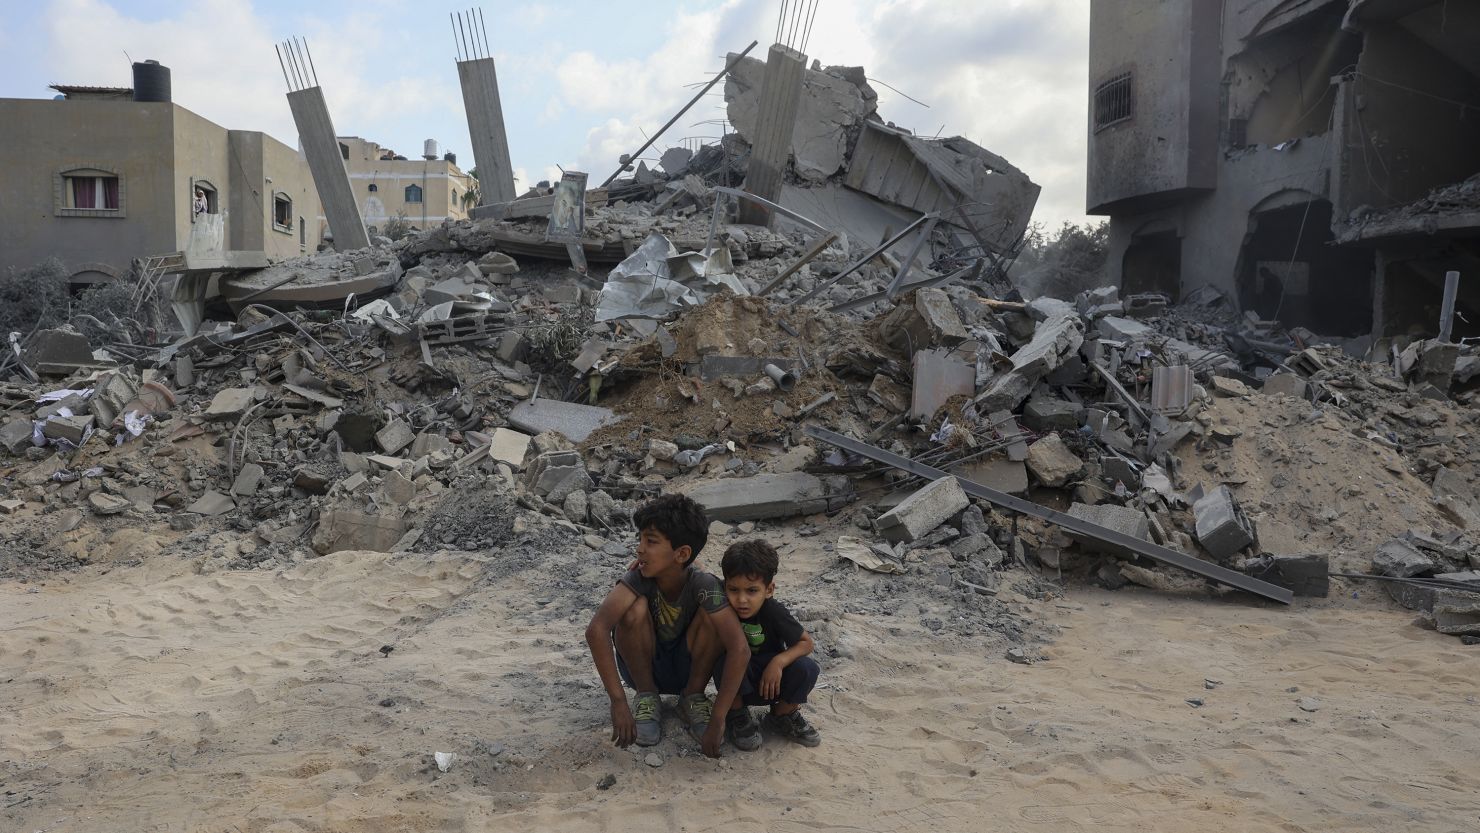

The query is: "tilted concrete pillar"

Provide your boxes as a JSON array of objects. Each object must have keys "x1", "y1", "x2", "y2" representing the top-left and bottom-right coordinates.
[
  {"x1": 286, "y1": 86, "x2": 369, "y2": 251},
  {"x1": 739, "y1": 44, "x2": 806, "y2": 227},
  {"x1": 457, "y1": 58, "x2": 516, "y2": 205}
]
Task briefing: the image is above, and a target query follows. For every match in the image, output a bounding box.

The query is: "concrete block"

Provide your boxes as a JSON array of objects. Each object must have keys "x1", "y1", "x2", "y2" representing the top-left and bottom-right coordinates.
[
  {"x1": 375, "y1": 419, "x2": 415, "y2": 454},
  {"x1": 293, "y1": 467, "x2": 332, "y2": 495},
  {"x1": 915, "y1": 288, "x2": 968, "y2": 345},
  {"x1": 1246, "y1": 554, "x2": 1329, "y2": 597},
  {"x1": 1372, "y1": 536, "x2": 1442, "y2": 578},
  {"x1": 875, "y1": 476, "x2": 970, "y2": 544},
  {"x1": 1066, "y1": 502, "x2": 1150, "y2": 552},
  {"x1": 951, "y1": 457, "x2": 1028, "y2": 496},
  {"x1": 1261, "y1": 372, "x2": 1307, "y2": 399},
  {"x1": 490, "y1": 427, "x2": 533, "y2": 468},
  {"x1": 379, "y1": 470, "x2": 417, "y2": 505},
  {"x1": 1123, "y1": 293, "x2": 1169, "y2": 319},
  {"x1": 231, "y1": 463, "x2": 265, "y2": 497},
  {"x1": 205, "y1": 387, "x2": 257, "y2": 420},
  {"x1": 868, "y1": 374, "x2": 910, "y2": 413},
  {"x1": 678, "y1": 472, "x2": 847, "y2": 522},
  {"x1": 538, "y1": 466, "x2": 593, "y2": 504},
  {"x1": 339, "y1": 472, "x2": 369, "y2": 494},
  {"x1": 1096, "y1": 316, "x2": 1154, "y2": 342},
  {"x1": 496, "y1": 331, "x2": 527, "y2": 363},
  {"x1": 1, "y1": 418, "x2": 34, "y2": 454},
  {"x1": 1025, "y1": 434, "x2": 1082, "y2": 488},
  {"x1": 1022, "y1": 392, "x2": 1079, "y2": 432},
  {"x1": 1433, "y1": 591, "x2": 1480, "y2": 636},
  {"x1": 508, "y1": 399, "x2": 621, "y2": 443},
  {"x1": 1192, "y1": 486, "x2": 1256, "y2": 558},
  {"x1": 411, "y1": 432, "x2": 453, "y2": 458},
  {"x1": 910, "y1": 348, "x2": 974, "y2": 420},
  {"x1": 22, "y1": 328, "x2": 93, "y2": 368},
  {"x1": 311, "y1": 509, "x2": 410, "y2": 555},
  {"x1": 1210, "y1": 376, "x2": 1251, "y2": 397},
  {"x1": 42, "y1": 414, "x2": 93, "y2": 444}
]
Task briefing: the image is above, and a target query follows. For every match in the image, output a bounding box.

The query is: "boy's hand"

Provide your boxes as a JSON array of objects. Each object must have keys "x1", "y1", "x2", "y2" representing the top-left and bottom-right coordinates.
[
  {"x1": 610, "y1": 700, "x2": 636, "y2": 748},
  {"x1": 701, "y1": 721, "x2": 724, "y2": 758},
  {"x1": 760, "y1": 659, "x2": 784, "y2": 701}
]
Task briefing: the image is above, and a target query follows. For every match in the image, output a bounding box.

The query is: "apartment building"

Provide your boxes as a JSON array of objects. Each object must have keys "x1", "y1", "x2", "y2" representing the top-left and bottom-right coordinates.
[{"x1": 332, "y1": 136, "x2": 477, "y2": 237}]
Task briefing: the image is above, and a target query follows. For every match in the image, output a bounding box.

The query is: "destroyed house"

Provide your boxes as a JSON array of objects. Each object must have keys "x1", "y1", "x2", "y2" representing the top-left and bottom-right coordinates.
[
  {"x1": 1088, "y1": 0, "x2": 1480, "y2": 340},
  {"x1": 0, "y1": 60, "x2": 323, "y2": 287}
]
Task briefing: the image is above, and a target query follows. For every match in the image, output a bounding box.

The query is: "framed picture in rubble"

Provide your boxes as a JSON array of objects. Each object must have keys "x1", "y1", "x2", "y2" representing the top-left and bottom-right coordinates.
[{"x1": 545, "y1": 171, "x2": 588, "y2": 243}]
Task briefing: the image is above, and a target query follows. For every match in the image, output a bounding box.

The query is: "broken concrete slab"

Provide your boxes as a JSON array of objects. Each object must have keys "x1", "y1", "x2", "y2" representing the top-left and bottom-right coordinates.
[
  {"x1": 1022, "y1": 391, "x2": 1079, "y2": 432},
  {"x1": 951, "y1": 457, "x2": 1028, "y2": 497},
  {"x1": 22, "y1": 328, "x2": 94, "y2": 370},
  {"x1": 875, "y1": 476, "x2": 970, "y2": 544},
  {"x1": 976, "y1": 315, "x2": 1084, "y2": 412},
  {"x1": 204, "y1": 387, "x2": 257, "y2": 420},
  {"x1": 1433, "y1": 591, "x2": 1480, "y2": 636},
  {"x1": 374, "y1": 419, "x2": 415, "y2": 455},
  {"x1": 1372, "y1": 536, "x2": 1443, "y2": 578},
  {"x1": 1025, "y1": 434, "x2": 1082, "y2": 488},
  {"x1": 185, "y1": 490, "x2": 235, "y2": 516},
  {"x1": 1096, "y1": 316, "x2": 1154, "y2": 342},
  {"x1": 231, "y1": 463, "x2": 265, "y2": 497},
  {"x1": 1192, "y1": 486, "x2": 1256, "y2": 559},
  {"x1": 1210, "y1": 376, "x2": 1252, "y2": 398},
  {"x1": 678, "y1": 472, "x2": 849, "y2": 523},
  {"x1": 910, "y1": 348, "x2": 974, "y2": 420},
  {"x1": 1, "y1": 418, "x2": 34, "y2": 454},
  {"x1": 508, "y1": 399, "x2": 622, "y2": 443},
  {"x1": 1261, "y1": 372, "x2": 1308, "y2": 399},
  {"x1": 490, "y1": 427, "x2": 533, "y2": 468},
  {"x1": 87, "y1": 491, "x2": 131, "y2": 516}
]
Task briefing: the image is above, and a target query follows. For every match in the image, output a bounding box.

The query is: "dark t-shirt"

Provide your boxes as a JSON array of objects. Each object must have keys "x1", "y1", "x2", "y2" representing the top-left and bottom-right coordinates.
[
  {"x1": 738, "y1": 598, "x2": 804, "y2": 656},
  {"x1": 618, "y1": 567, "x2": 728, "y2": 644}
]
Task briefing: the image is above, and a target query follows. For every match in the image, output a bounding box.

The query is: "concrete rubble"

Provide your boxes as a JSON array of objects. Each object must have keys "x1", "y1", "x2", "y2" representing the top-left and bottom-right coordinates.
[{"x1": 1, "y1": 48, "x2": 1477, "y2": 655}]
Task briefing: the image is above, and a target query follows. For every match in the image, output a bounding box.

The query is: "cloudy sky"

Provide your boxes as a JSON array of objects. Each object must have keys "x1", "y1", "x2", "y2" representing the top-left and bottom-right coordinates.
[{"x1": 0, "y1": 0, "x2": 1092, "y2": 229}]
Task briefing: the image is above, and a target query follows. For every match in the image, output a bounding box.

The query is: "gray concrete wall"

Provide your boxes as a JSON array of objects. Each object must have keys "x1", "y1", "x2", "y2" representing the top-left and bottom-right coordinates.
[
  {"x1": 0, "y1": 98, "x2": 178, "y2": 280},
  {"x1": 740, "y1": 43, "x2": 806, "y2": 226},
  {"x1": 1086, "y1": 0, "x2": 1221, "y2": 214},
  {"x1": 456, "y1": 58, "x2": 515, "y2": 205},
  {"x1": 287, "y1": 86, "x2": 369, "y2": 251},
  {"x1": 260, "y1": 134, "x2": 320, "y2": 258},
  {"x1": 228, "y1": 131, "x2": 266, "y2": 254}
]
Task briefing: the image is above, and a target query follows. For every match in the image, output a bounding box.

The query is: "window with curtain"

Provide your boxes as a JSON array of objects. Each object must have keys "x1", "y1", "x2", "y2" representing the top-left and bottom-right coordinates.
[{"x1": 66, "y1": 175, "x2": 120, "y2": 210}]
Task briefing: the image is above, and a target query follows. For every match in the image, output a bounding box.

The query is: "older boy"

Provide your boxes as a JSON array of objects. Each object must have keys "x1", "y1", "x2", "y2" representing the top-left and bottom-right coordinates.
[
  {"x1": 717, "y1": 540, "x2": 822, "y2": 750},
  {"x1": 584, "y1": 494, "x2": 751, "y2": 758}
]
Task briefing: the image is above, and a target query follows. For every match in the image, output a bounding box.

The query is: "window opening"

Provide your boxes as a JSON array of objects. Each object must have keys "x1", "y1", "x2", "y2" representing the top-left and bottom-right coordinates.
[{"x1": 1094, "y1": 72, "x2": 1133, "y2": 130}]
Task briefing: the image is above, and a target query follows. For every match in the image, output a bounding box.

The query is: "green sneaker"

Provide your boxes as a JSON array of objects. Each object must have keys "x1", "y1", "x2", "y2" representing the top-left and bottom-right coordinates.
[
  {"x1": 726, "y1": 707, "x2": 762, "y2": 751},
  {"x1": 632, "y1": 691, "x2": 661, "y2": 747},
  {"x1": 764, "y1": 710, "x2": 821, "y2": 747},
  {"x1": 677, "y1": 693, "x2": 713, "y2": 743}
]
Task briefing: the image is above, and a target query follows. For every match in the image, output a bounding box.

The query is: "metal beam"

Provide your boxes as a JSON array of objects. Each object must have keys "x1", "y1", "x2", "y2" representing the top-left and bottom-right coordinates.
[
  {"x1": 598, "y1": 41, "x2": 759, "y2": 189},
  {"x1": 789, "y1": 212, "x2": 934, "y2": 307},
  {"x1": 804, "y1": 426, "x2": 1294, "y2": 605},
  {"x1": 711, "y1": 185, "x2": 828, "y2": 234}
]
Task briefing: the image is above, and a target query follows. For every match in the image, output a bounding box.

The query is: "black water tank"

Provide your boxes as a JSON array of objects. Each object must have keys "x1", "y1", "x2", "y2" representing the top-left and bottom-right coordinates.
[
  {"x1": 132, "y1": 60, "x2": 171, "y2": 103},
  {"x1": 443, "y1": 152, "x2": 457, "y2": 165}
]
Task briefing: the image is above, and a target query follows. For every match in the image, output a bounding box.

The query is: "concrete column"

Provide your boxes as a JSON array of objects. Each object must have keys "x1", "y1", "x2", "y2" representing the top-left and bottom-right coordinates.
[
  {"x1": 227, "y1": 130, "x2": 264, "y2": 253},
  {"x1": 457, "y1": 58, "x2": 516, "y2": 205},
  {"x1": 286, "y1": 86, "x2": 369, "y2": 251},
  {"x1": 739, "y1": 44, "x2": 806, "y2": 227}
]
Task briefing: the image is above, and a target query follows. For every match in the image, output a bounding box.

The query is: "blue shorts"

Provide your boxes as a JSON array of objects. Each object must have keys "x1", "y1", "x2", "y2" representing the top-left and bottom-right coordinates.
[{"x1": 615, "y1": 636, "x2": 693, "y2": 696}]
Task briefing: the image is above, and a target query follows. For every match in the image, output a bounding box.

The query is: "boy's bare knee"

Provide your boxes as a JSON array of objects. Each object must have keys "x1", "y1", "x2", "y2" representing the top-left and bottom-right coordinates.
[{"x1": 618, "y1": 597, "x2": 649, "y2": 631}]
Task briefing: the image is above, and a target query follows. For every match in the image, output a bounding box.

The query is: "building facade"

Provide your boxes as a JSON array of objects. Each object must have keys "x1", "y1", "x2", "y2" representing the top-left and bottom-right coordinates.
[
  {"x1": 1087, "y1": 0, "x2": 1480, "y2": 339},
  {"x1": 0, "y1": 66, "x2": 321, "y2": 286},
  {"x1": 332, "y1": 136, "x2": 476, "y2": 237}
]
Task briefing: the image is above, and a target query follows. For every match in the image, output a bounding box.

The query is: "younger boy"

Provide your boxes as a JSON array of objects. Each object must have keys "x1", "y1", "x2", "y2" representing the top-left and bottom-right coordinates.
[
  {"x1": 717, "y1": 539, "x2": 822, "y2": 750},
  {"x1": 584, "y1": 494, "x2": 751, "y2": 758}
]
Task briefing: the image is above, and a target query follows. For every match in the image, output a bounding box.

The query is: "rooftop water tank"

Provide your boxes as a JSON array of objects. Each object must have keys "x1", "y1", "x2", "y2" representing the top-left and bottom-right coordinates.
[
  {"x1": 423, "y1": 139, "x2": 438, "y2": 160},
  {"x1": 132, "y1": 60, "x2": 171, "y2": 103}
]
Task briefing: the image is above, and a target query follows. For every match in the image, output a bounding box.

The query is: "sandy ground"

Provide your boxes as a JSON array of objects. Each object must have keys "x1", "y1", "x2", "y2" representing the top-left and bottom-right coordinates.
[{"x1": 3, "y1": 532, "x2": 1479, "y2": 833}]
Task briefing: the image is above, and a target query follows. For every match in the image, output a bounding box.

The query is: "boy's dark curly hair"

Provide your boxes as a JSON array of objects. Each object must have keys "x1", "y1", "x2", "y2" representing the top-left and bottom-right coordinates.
[
  {"x1": 720, "y1": 539, "x2": 779, "y2": 583},
  {"x1": 632, "y1": 494, "x2": 709, "y2": 565}
]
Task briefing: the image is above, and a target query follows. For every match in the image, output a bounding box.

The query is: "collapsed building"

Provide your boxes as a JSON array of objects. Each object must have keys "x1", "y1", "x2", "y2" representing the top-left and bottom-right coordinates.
[
  {"x1": 3, "y1": 15, "x2": 1480, "y2": 643},
  {"x1": 1088, "y1": 0, "x2": 1480, "y2": 342}
]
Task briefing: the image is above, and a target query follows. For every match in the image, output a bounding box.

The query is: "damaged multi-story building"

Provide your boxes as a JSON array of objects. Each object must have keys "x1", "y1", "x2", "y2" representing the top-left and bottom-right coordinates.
[
  {"x1": 0, "y1": 60, "x2": 322, "y2": 288},
  {"x1": 332, "y1": 136, "x2": 477, "y2": 237},
  {"x1": 1088, "y1": 0, "x2": 1480, "y2": 340}
]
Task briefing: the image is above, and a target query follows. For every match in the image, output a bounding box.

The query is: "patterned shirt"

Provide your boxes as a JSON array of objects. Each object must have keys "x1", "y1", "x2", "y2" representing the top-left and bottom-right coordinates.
[{"x1": 618, "y1": 567, "x2": 728, "y2": 643}]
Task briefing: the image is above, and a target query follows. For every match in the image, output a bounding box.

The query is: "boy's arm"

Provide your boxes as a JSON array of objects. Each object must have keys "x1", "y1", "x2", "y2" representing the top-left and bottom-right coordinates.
[
  {"x1": 584, "y1": 583, "x2": 640, "y2": 747},
  {"x1": 703, "y1": 605, "x2": 752, "y2": 756},
  {"x1": 760, "y1": 630, "x2": 815, "y2": 701}
]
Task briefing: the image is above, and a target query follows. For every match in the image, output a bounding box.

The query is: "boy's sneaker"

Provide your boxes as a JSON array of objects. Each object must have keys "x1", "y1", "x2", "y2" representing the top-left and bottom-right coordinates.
[
  {"x1": 677, "y1": 693, "x2": 713, "y2": 742},
  {"x1": 632, "y1": 691, "x2": 661, "y2": 747},
  {"x1": 726, "y1": 707, "x2": 762, "y2": 751},
  {"x1": 764, "y1": 710, "x2": 821, "y2": 747}
]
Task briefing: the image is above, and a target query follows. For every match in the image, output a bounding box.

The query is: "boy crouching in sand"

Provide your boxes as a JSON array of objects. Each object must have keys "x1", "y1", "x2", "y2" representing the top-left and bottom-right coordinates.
[
  {"x1": 585, "y1": 494, "x2": 750, "y2": 758},
  {"x1": 716, "y1": 540, "x2": 821, "y2": 750}
]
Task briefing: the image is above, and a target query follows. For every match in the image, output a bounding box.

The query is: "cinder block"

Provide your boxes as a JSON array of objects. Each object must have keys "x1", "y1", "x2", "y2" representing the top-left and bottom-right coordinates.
[
  {"x1": 1193, "y1": 485, "x2": 1256, "y2": 558},
  {"x1": 876, "y1": 476, "x2": 970, "y2": 544}
]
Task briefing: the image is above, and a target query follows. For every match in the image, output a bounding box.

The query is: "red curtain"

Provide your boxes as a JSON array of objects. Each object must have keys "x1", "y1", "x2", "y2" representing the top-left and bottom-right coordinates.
[
  {"x1": 102, "y1": 177, "x2": 119, "y2": 209},
  {"x1": 73, "y1": 177, "x2": 95, "y2": 209}
]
